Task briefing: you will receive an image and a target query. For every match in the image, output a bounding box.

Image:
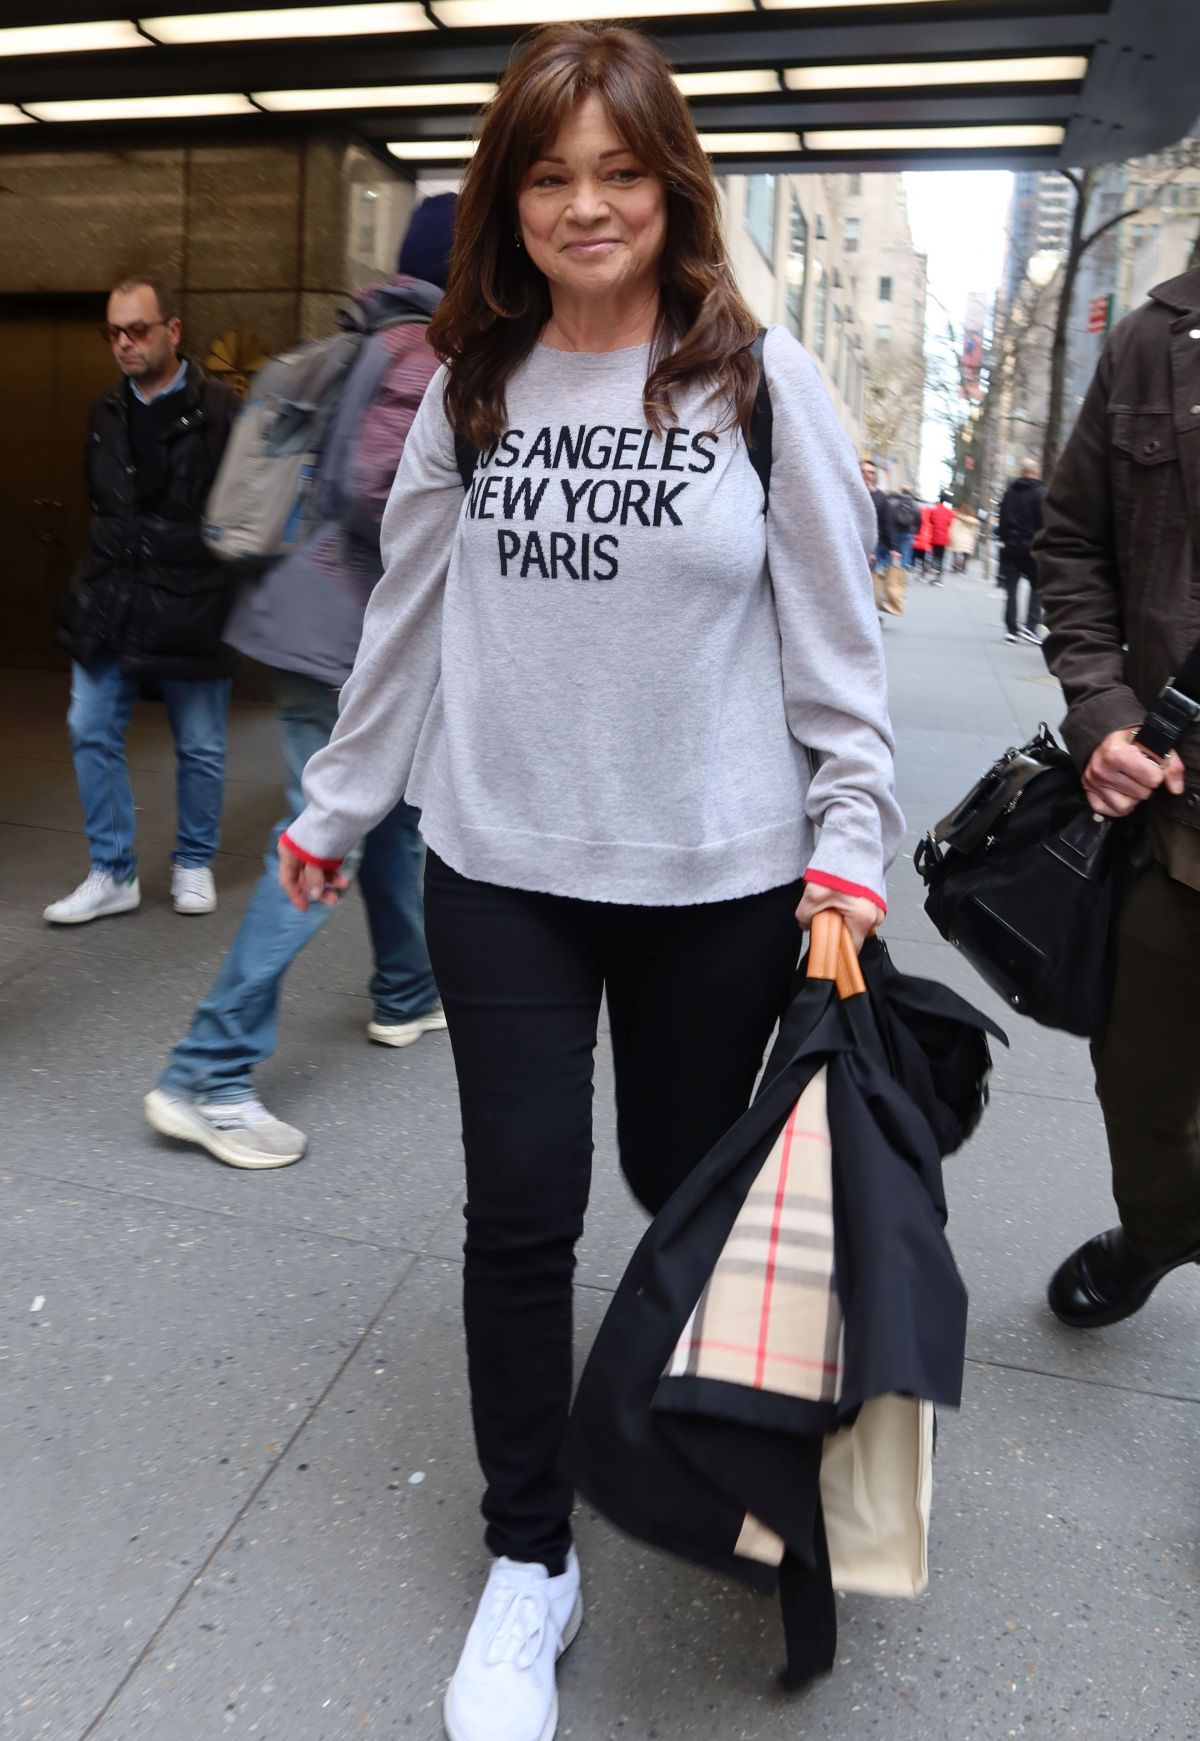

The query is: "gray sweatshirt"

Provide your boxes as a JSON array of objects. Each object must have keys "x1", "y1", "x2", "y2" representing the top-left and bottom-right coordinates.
[{"x1": 285, "y1": 323, "x2": 903, "y2": 908}]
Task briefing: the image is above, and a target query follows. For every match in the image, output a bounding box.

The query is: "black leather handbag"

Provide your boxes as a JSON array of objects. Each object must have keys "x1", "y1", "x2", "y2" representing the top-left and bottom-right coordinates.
[
  {"x1": 914, "y1": 726, "x2": 1149, "y2": 1038},
  {"x1": 915, "y1": 634, "x2": 1200, "y2": 1037}
]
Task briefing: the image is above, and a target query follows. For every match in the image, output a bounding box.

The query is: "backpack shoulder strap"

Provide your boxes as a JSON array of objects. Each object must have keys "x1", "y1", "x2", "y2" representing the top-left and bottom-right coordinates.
[
  {"x1": 748, "y1": 327, "x2": 773, "y2": 508},
  {"x1": 454, "y1": 432, "x2": 479, "y2": 491}
]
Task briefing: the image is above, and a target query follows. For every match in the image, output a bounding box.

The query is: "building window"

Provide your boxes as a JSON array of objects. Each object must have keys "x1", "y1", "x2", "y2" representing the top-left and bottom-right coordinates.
[
  {"x1": 785, "y1": 193, "x2": 808, "y2": 342},
  {"x1": 848, "y1": 174, "x2": 863, "y2": 195},
  {"x1": 1167, "y1": 183, "x2": 1181, "y2": 208},
  {"x1": 1131, "y1": 225, "x2": 1144, "y2": 246},
  {"x1": 811, "y1": 258, "x2": 828, "y2": 360},
  {"x1": 815, "y1": 214, "x2": 827, "y2": 240},
  {"x1": 875, "y1": 323, "x2": 892, "y2": 343},
  {"x1": 744, "y1": 173, "x2": 777, "y2": 265},
  {"x1": 844, "y1": 216, "x2": 861, "y2": 253},
  {"x1": 879, "y1": 275, "x2": 893, "y2": 302}
]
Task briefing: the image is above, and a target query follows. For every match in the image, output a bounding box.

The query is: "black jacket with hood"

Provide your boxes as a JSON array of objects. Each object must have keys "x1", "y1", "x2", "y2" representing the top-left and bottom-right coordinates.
[{"x1": 60, "y1": 359, "x2": 239, "y2": 681}]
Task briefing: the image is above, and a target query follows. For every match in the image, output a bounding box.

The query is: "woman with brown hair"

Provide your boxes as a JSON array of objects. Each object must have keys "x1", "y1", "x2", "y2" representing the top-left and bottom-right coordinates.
[{"x1": 279, "y1": 23, "x2": 901, "y2": 1741}]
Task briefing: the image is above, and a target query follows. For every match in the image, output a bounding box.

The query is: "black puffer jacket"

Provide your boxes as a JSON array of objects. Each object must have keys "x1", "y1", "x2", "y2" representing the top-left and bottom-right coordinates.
[
  {"x1": 997, "y1": 474, "x2": 1045, "y2": 560},
  {"x1": 59, "y1": 360, "x2": 239, "y2": 681}
]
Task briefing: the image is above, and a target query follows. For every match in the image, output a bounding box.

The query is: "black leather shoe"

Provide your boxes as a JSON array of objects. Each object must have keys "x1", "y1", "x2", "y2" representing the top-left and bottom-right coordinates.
[{"x1": 1047, "y1": 1227, "x2": 1200, "y2": 1329}]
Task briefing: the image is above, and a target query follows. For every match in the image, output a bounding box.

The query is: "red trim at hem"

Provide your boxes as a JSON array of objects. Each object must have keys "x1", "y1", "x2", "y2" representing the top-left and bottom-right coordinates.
[
  {"x1": 279, "y1": 831, "x2": 344, "y2": 873},
  {"x1": 804, "y1": 869, "x2": 887, "y2": 915}
]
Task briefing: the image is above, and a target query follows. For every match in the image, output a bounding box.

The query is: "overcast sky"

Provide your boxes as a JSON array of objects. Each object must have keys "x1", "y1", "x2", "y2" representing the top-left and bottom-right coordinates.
[{"x1": 904, "y1": 169, "x2": 1014, "y2": 496}]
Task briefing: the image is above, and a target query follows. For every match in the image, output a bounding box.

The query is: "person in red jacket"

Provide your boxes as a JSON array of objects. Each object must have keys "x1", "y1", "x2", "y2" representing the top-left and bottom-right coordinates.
[
  {"x1": 913, "y1": 503, "x2": 933, "y2": 576},
  {"x1": 928, "y1": 495, "x2": 954, "y2": 584}
]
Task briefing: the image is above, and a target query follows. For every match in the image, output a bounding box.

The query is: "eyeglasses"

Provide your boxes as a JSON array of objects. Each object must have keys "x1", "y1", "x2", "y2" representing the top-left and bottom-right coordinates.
[{"x1": 102, "y1": 319, "x2": 168, "y2": 345}]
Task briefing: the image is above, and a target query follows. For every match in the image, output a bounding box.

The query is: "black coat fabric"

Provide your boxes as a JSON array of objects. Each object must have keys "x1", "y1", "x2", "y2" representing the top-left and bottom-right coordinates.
[
  {"x1": 997, "y1": 475, "x2": 1046, "y2": 561},
  {"x1": 569, "y1": 947, "x2": 1002, "y2": 1687},
  {"x1": 867, "y1": 487, "x2": 895, "y2": 549},
  {"x1": 59, "y1": 361, "x2": 239, "y2": 681}
]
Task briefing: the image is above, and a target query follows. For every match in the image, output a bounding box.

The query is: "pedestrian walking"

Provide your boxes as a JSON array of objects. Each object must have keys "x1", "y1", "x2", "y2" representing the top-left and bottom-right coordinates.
[
  {"x1": 949, "y1": 505, "x2": 978, "y2": 573},
  {"x1": 913, "y1": 501, "x2": 933, "y2": 575},
  {"x1": 144, "y1": 198, "x2": 455, "y2": 1170},
  {"x1": 276, "y1": 25, "x2": 901, "y2": 1741},
  {"x1": 997, "y1": 457, "x2": 1046, "y2": 643},
  {"x1": 46, "y1": 277, "x2": 239, "y2": 925},
  {"x1": 860, "y1": 458, "x2": 903, "y2": 615},
  {"x1": 890, "y1": 484, "x2": 921, "y2": 569},
  {"x1": 927, "y1": 494, "x2": 954, "y2": 582},
  {"x1": 1038, "y1": 265, "x2": 1200, "y2": 1329}
]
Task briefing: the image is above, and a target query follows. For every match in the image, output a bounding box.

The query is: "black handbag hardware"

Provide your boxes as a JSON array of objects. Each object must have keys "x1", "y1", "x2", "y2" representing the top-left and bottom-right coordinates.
[
  {"x1": 1043, "y1": 809, "x2": 1114, "y2": 880},
  {"x1": 913, "y1": 724, "x2": 1066, "y2": 872}
]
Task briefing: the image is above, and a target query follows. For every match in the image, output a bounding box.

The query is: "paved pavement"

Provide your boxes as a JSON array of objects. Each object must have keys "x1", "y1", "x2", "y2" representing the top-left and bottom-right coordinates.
[{"x1": 3, "y1": 574, "x2": 1199, "y2": 1741}]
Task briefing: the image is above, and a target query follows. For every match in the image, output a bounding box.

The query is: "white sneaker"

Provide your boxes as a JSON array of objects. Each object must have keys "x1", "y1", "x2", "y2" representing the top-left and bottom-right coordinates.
[
  {"x1": 144, "y1": 1088, "x2": 306, "y2": 1169},
  {"x1": 172, "y1": 865, "x2": 217, "y2": 914},
  {"x1": 1019, "y1": 625, "x2": 1044, "y2": 645},
  {"x1": 367, "y1": 1002, "x2": 448, "y2": 1048},
  {"x1": 444, "y1": 1551, "x2": 582, "y2": 1741},
  {"x1": 44, "y1": 869, "x2": 141, "y2": 926}
]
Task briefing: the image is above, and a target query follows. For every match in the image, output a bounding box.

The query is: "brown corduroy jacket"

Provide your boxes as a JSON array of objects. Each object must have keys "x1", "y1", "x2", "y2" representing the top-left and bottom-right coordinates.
[{"x1": 1037, "y1": 266, "x2": 1200, "y2": 885}]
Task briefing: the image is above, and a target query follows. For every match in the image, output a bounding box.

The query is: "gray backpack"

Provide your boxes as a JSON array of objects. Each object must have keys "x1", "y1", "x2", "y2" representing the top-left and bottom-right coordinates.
[{"x1": 202, "y1": 303, "x2": 428, "y2": 564}]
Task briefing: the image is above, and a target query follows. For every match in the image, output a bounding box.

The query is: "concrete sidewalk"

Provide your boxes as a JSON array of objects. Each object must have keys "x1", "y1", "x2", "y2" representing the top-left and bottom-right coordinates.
[{"x1": 3, "y1": 576, "x2": 1198, "y2": 1741}]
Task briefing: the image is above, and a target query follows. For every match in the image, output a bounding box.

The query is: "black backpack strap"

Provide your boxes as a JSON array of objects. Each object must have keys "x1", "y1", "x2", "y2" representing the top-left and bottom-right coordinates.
[
  {"x1": 454, "y1": 432, "x2": 479, "y2": 491},
  {"x1": 748, "y1": 327, "x2": 773, "y2": 508},
  {"x1": 1134, "y1": 632, "x2": 1200, "y2": 757}
]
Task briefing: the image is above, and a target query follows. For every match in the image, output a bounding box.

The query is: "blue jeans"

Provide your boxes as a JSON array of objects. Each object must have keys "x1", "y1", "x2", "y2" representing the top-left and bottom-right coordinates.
[
  {"x1": 68, "y1": 657, "x2": 231, "y2": 878},
  {"x1": 159, "y1": 670, "x2": 437, "y2": 1103},
  {"x1": 894, "y1": 530, "x2": 915, "y2": 569}
]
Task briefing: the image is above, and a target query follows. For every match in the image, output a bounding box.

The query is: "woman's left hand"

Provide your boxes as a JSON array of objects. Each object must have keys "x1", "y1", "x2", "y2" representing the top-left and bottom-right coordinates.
[{"x1": 795, "y1": 883, "x2": 881, "y2": 954}]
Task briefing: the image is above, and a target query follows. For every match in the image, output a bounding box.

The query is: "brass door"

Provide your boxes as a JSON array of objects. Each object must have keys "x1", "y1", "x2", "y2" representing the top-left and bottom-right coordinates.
[{"x1": 0, "y1": 316, "x2": 116, "y2": 669}]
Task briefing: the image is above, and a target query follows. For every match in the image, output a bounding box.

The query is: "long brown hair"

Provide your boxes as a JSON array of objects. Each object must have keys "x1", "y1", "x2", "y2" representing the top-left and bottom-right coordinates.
[{"x1": 429, "y1": 23, "x2": 759, "y2": 450}]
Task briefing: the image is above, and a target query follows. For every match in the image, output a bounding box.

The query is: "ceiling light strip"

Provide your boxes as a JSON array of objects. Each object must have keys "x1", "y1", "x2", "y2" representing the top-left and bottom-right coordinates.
[
  {"x1": 139, "y1": 4, "x2": 434, "y2": 44},
  {"x1": 802, "y1": 124, "x2": 1066, "y2": 150},
  {"x1": 784, "y1": 56, "x2": 1088, "y2": 92},
  {"x1": 0, "y1": 20, "x2": 149, "y2": 55},
  {"x1": 698, "y1": 131, "x2": 802, "y2": 154},
  {"x1": 431, "y1": 0, "x2": 753, "y2": 23},
  {"x1": 23, "y1": 92, "x2": 260, "y2": 122},
  {"x1": 255, "y1": 80, "x2": 497, "y2": 111},
  {"x1": 388, "y1": 138, "x2": 478, "y2": 159}
]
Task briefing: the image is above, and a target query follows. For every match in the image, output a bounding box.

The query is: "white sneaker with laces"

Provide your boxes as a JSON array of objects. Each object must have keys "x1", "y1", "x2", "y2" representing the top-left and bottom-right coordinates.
[
  {"x1": 44, "y1": 869, "x2": 141, "y2": 926},
  {"x1": 367, "y1": 1002, "x2": 448, "y2": 1048},
  {"x1": 172, "y1": 865, "x2": 217, "y2": 914},
  {"x1": 444, "y1": 1551, "x2": 582, "y2": 1741},
  {"x1": 144, "y1": 1088, "x2": 306, "y2": 1169}
]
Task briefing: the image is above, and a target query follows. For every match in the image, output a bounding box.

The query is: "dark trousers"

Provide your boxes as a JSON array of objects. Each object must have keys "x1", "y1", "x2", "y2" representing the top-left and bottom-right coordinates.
[
  {"x1": 1000, "y1": 553, "x2": 1043, "y2": 635},
  {"x1": 929, "y1": 544, "x2": 947, "y2": 577},
  {"x1": 422, "y1": 852, "x2": 804, "y2": 1573},
  {"x1": 1094, "y1": 861, "x2": 1200, "y2": 1260}
]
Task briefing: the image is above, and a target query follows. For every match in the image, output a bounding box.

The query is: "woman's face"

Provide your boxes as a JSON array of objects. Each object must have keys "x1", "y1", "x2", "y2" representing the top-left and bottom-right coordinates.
[{"x1": 516, "y1": 92, "x2": 667, "y2": 308}]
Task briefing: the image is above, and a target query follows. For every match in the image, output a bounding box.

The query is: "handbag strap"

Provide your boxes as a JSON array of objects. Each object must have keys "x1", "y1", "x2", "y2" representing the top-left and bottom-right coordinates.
[{"x1": 1134, "y1": 630, "x2": 1200, "y2": 758}]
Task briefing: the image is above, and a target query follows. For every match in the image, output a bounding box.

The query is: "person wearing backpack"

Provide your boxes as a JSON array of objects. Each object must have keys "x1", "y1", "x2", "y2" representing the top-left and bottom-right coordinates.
[
  {"x1": 45, "y1": 277, "x2": 239, "y2": 925},
  {"x1": 890, "y1": 484, "x2": 921, "y2": 569},
  {"x1": 143, "y1": 195, "x2": 455, "y2": 1169},
  {"x1": 273, "y1": 31, "x2": 900, "y2": 1741}
]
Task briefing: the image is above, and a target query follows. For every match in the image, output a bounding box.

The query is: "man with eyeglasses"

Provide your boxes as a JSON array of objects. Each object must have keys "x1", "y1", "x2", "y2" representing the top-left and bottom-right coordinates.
[{"x1": 47, "y1": 277, "x2": 239, "y2": 925}]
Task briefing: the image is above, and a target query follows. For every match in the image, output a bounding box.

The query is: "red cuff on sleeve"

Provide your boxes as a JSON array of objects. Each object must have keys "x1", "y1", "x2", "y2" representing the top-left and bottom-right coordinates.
[
  {"x1": 279, "y1": 830, "x2": 344, "y2": 873},
  {"x1": 804, "y1": 869, "x2": 887, "y2": 916}
]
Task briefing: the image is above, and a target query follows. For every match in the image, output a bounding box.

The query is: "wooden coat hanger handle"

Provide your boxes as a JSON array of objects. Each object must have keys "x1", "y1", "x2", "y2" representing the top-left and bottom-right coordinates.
[{"x1": 806, "y1": 909, "x2": 867, "y2": 1000}]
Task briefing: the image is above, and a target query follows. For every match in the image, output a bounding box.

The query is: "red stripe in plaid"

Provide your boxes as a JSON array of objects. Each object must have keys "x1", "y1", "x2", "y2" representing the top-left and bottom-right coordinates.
[
  {"x1": 680, "y1": 1335, "x2": 840, "y2": 1374},
  {"x1": 754, "y1": 1104, "x2": 797, "y2": 1388}
]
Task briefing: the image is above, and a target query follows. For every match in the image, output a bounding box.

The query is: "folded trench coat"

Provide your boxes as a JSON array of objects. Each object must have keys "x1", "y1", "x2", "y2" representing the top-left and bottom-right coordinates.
[{"x1": 569, "y1": 944, "x2": 1002, "y2": 1687}]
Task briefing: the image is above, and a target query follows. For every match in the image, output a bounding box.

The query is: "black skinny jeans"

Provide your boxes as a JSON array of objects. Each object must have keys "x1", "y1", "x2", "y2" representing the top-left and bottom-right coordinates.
[{"x1": 423, "y1": 851, "x2": 805, "y2": 1574}]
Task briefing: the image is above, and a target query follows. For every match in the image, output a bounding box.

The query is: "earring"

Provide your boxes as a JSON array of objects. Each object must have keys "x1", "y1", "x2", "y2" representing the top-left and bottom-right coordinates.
[{"x1": 514, "y1": 230, "x2": 524, "y2": 249}]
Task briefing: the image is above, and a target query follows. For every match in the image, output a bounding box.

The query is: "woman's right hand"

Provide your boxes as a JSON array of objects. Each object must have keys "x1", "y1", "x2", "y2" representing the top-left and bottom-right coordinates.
[{"x1": 278, "y1": 841, "x2": 349, "y2": 912}]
